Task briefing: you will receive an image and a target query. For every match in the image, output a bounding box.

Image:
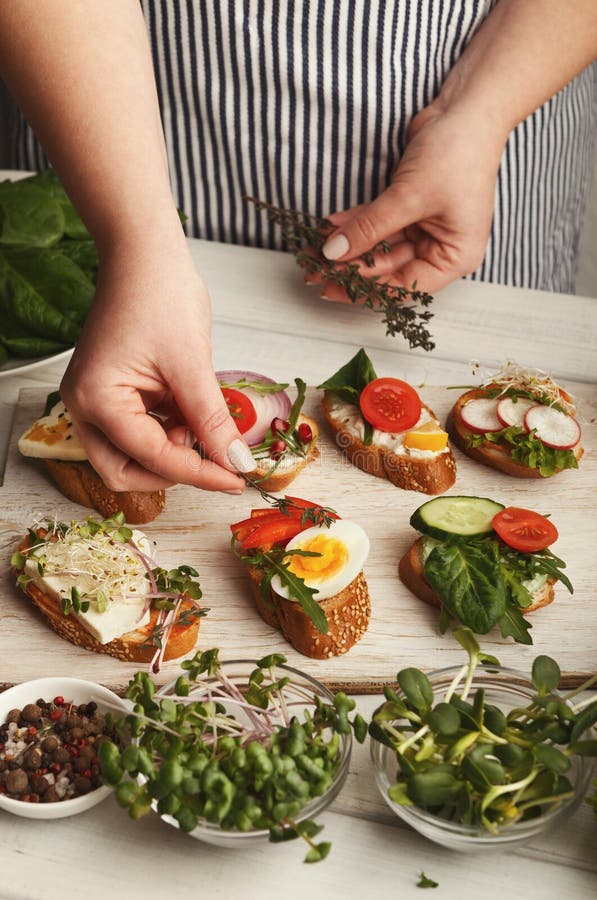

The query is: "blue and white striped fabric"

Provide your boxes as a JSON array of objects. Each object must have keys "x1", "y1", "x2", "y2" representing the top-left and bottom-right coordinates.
[{"x1": 11, "y1": 0, "x2": 597, "y2": 293}]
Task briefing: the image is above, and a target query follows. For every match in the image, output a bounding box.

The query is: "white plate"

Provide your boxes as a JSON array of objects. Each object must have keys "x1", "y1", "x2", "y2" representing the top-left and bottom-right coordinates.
[{"x1": 0, "y1": 169, "x2": 77, "y2": 380}]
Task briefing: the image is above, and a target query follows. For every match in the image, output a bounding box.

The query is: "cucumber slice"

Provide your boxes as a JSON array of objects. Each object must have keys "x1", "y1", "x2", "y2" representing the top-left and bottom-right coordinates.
[{"x1": 410, "y1": 496, "x2": 505, "y2": 540}]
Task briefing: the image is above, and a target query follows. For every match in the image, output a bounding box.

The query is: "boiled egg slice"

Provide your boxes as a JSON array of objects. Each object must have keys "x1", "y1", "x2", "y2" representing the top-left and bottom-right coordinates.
[
  {"x1": 270, "y1": 520, "x2": 370, "y2": 602},
  {"x1": 18, "y1": 400, "x2": 87, "y2": 461}
]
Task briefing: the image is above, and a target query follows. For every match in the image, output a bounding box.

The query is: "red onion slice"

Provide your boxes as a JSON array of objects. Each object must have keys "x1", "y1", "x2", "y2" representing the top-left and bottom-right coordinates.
[{"x1": 216, "y1": 370, "x2": 292, "y2": 447}]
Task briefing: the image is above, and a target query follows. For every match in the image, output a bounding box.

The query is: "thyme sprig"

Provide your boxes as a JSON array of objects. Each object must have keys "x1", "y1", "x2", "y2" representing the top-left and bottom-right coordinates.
[
  {"x1": 241, "y1": 477, "x2": 337, "y2": 529},
  {"x1": 245, "y1": 196, "x2": 435, "y2": 351}
]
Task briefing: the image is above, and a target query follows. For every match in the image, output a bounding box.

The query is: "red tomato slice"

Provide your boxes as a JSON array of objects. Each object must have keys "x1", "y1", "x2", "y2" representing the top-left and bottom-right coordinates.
[
  {"x1": 221, "y1": 387, "x2": 257, "y2": 435},
  {"x1": 492, "y1": 507, "x2": 558, "y2": 553},
  {"x1": 359, "y1": 378, "x2": 422, "y2": 433}
]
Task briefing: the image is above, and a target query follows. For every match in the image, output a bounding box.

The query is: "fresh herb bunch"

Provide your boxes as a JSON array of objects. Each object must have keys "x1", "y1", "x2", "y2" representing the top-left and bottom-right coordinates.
[
  {"x1": 370, "y1": 628, "x2": 597, "y2": 833},
  {"x1": 245, "y1": 197, "x2": 435, "y2": 351},
  {"x1": 99, "y1": 648, "x2": 366, "y2": 862}
]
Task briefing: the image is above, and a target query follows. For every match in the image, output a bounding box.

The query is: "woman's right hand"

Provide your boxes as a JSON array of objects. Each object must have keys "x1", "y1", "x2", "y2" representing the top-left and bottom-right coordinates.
[{"x1": 60, "y1": 238, "x2": 254, "y2": 494}]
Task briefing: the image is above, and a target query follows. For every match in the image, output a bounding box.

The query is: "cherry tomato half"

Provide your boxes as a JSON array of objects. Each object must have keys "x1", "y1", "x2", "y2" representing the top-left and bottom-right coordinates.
[
  {"x1": 359, "y1": 378, "x2": 422, "y2": 433},
  {"x1": 221, "y1": 387, "x2": 257, "y2": 435},
  {"x1": 492, "y1": 507, "x2": 559, "y2": 553}
]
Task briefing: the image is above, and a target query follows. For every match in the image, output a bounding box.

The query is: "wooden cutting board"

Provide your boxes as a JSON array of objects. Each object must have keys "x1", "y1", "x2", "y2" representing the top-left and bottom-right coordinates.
[{"x1": 1, "y1": 385, "x2": 595, "y2": 692}]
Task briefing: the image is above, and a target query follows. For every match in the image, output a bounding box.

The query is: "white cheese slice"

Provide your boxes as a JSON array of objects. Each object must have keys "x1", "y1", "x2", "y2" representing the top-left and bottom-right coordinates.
[
  {"x1": 24, "y1": 530, "x2": 153, "y2": 644},
  {"x1": 18, "y1": 400, "x2": 87, "y2": 461}
]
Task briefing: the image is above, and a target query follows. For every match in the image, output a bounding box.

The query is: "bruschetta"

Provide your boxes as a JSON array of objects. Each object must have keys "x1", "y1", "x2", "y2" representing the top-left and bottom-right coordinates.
[
  {"x1": 230, "y1": 496, "x2": 371, "y2": 658},
  {"x1": 318, "y1": 349, "x2": 456, "y2": 494}
]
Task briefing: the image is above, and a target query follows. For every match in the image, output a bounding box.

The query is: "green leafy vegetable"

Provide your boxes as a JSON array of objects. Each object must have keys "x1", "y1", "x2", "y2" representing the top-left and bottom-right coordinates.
[
  {"x1": 417, "y1": 872, "x2": 439, "y2": 889},
  {"x1": 317, "y1": 348, "x2": 377, "y2": 444},
  {"x1": 469, "y1": 425, "x2": 578, "y2": 477}
]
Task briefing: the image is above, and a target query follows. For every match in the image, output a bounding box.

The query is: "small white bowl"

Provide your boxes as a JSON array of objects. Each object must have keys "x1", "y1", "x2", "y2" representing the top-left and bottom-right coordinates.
[{"x1": 0, "y1": 676, "x2": 128, "y2": 819}]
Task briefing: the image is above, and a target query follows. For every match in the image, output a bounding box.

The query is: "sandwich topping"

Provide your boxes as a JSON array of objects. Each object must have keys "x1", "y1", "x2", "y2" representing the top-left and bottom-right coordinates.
[
  {"x1": 319, "y1": 348, "x2": 449, "y2": 457},
  {"x1": 406, "y1": 495, "x2": 573, "y2": 645},
  {"x1": 459, "y1": 362, "x2": 582, "y2": 476},
  {"x1": 18, "y1": 396, "x2": 86, "y2": 461}
]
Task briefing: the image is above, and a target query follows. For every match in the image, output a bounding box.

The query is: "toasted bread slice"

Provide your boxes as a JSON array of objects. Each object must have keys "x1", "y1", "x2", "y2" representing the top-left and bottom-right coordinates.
[
  {"x1": 42, "y1": 459, "x2": 165, "y2": 524},
  {"x1": 398, "y1": 537, "x2": 555, "y2": 615},
  {"x1": 321, "y1": 393, "x2": 456, "y2": 495},
  {"x1": 448, "y1": 388, "x2": 584, "y2": 479},
  {"x1": 244, "y1": 564, "x2": 370, "y2": 659},
  {"x1": 248, "y1": 414, "x2": 319, "y2": 492},
  {"x1": 13, "y1": 533, "x2": 201, "y2": 664}
]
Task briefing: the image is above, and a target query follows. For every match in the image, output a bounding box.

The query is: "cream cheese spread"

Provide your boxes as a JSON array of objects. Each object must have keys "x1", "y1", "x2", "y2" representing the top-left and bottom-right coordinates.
[{"x1": 326, "y1": 395, "x2": 449, "y2": 458}]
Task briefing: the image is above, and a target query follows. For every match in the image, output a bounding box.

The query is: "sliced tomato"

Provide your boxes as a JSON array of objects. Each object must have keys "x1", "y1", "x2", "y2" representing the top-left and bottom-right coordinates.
[
  {"x1": 359, "y1": 377, "x2": 422, "y2": 433},
  {"x1": 221, "y1": 387, "x2": 257, "y2": 435},
  {"x1": 240, "y1": 514, "x2": 311, "y2": 551},
  {"x1": 492, "y1": 507, "x2": 558, "y2": 553}
]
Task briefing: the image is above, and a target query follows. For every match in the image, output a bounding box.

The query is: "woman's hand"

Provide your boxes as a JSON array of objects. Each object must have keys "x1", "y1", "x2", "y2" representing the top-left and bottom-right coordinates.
[
  {"x1": 60, "y1": 240, "x2": 253, "y2": 494},
  {"x1": 316, "y1": 101, "x2": 507, "y2": 299}
]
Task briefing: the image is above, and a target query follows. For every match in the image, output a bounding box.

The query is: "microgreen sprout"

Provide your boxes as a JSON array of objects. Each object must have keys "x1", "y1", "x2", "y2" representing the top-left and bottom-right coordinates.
[
  {"x1": 99, "y1": 649, "x2": 366, "y2": 862},
  {"x1": 370, "y1": 628, "x2": 597, "y2": 833}
]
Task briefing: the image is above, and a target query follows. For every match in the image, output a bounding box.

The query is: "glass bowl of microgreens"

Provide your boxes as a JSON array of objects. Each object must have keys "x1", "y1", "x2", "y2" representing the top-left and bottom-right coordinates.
[
  {"x1": 98, "y1": 649, "x2": 366, "y2": 862},
  {"x1": 369, "y1": 627, "x2": 597, "y2": 852}
]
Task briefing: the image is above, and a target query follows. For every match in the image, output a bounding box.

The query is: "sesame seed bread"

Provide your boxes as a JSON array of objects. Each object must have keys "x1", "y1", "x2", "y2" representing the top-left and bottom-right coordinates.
[
  {"x1": 321, "y1": 393, "x2": 456, "y2": 495},
  {"x1": 244, "y1": 564, "x2": 371, "y2": 659},
  {"x1": 448, "y1": 388, "x2": 584, "y2": 478}
]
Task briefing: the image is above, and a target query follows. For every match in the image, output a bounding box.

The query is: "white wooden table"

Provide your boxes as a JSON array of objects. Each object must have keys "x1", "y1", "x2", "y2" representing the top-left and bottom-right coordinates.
[{"x1": 0, "y1": 239, "x2": 595, "y2": 900}]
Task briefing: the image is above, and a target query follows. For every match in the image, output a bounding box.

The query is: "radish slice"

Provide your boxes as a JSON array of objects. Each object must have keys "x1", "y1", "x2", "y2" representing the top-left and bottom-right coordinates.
[
  {"x1": 524, "y1": 405, "x2": 582, "y2": 449},
  {"x1": 216, "y1": 370, "x2": 291, "y2": 447},
  {"x1": 496, "y1": 396, "x2": 536, "y2": 429},
  {"x1": 460, "y1": 398, "x2": 503, "y2": 433}
]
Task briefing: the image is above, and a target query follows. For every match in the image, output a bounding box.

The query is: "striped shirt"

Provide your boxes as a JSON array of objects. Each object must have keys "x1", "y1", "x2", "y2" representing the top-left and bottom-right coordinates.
[{"x1": 11, "y1": 0, "x2": 597, "y2": 293}]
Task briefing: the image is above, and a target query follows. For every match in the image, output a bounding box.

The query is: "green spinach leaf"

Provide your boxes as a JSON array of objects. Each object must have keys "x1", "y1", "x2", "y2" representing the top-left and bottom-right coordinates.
[
  {"x1": 0, "y1": 180, "x2": 64, "y2": 247},
  {"x1": 317, "y1": 347, "x2": 377, "y2": 402},
  {"x1": 424, "y1": 540, "x2": 507, "y2": 634}
]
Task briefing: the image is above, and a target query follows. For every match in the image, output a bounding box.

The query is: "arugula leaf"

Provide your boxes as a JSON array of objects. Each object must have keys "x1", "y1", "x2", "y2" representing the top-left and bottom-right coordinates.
[
  {"x1": 317, "y1": 347, "x2": 377, "y2": 402},
  {"x1": 499, "y1": 604, "x2": 533, "y2": 644},
  {"x1": 424, "y1": 540, "x2": 507, "y2": 634},
  {"x1": 240, "y1": 547, "x2": 329, "y2": 634}
]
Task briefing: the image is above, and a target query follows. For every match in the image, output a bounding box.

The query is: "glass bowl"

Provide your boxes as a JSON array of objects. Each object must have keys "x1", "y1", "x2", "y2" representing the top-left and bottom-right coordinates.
[
  {"x1": 0, "y1": 677, "x2": 129, "y2": 819},
  {"x1": 152, "y1": 659, "x2": 353, "y2": 847},
  {"x1": 370, "y1": 665, "x2": 594, "y2": 852}
]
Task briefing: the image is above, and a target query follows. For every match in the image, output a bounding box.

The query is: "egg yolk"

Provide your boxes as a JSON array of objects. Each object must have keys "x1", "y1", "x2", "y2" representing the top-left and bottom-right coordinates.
[{"x1": 286, "y1": 534, "x2": 348, "y2": 583}]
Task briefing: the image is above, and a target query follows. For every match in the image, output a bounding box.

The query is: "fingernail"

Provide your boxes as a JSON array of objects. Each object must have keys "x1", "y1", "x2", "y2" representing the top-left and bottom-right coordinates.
[
  {"x1": 184, "y1": 429, "x2": 196, "y2": 448},
  {"x1": 223, "y1": 488, "x2": 244, "y2": 495},
  {"x1": 322, "y1": 233, "x2": 349, "y2": 260},
  {"x1": 227, "y1": 438, "x2": 255, "y2": 473}
]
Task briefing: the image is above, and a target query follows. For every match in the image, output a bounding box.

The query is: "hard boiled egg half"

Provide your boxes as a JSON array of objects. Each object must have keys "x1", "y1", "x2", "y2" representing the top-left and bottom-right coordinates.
[{"x1": 271, "y1": 520, "x2": 370, "y2": 602}]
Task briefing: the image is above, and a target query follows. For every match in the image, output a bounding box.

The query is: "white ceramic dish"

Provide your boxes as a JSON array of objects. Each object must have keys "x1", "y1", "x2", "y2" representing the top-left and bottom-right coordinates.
[
  {"x1": 0, "y1": 676, "x2": 128, "y2": 819},
  {"x1": 0, "y1": 169, "x2": 76, "y2": 379}
]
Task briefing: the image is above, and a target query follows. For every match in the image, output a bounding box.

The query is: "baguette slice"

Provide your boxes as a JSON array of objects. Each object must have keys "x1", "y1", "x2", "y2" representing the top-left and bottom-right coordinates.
[
  {"x1": 244, "y1": 564, "x2": 370, "y2": 659},
  {"x1": 43, "y1": 458, "x2": 166, "y2": 525},
  {"x1": 398, "y1": 537, "x2": 556, "y2": 615},
  {"x1": 247, "y1": 414, "x2": 319, "y2": 492},
  {"x1": 321, "y1": 393, "x2": 456, "y2": 495},
  {"x1": 448, "y1": 388, "x2": 584, "y2": 478},
  {"x1": 12, "y1": 534, "x2": 200, "y2": 663}
]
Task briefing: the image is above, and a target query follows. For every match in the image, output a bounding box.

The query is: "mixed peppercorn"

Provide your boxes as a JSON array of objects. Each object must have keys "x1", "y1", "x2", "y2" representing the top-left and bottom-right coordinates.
[{"x1": 0, "y1": 696, "x2": 114, "y2": 803}]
